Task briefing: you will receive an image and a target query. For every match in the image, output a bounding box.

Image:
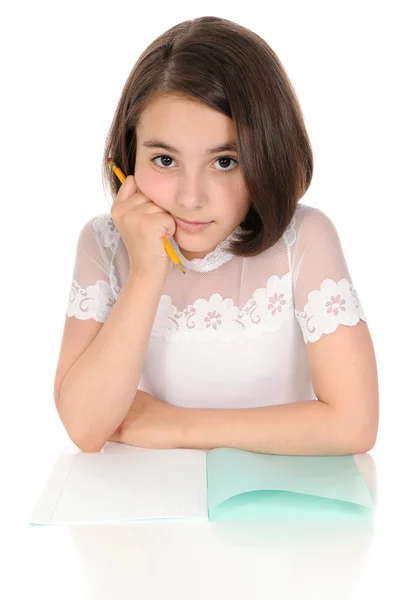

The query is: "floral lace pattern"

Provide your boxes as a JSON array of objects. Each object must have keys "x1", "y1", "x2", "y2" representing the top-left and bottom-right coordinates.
[
  {"x1": 92, "y1": 214, "x2": 119, "y2": 251},
  {"x1": 152, "y1": 272, "x2": 294, "y2": 343},
  {"x1": 149, "y1": 275, "x2": 366, "y2": 343},
  {"x1": 66, "y1": 207, "x2": 367, "y2": 342},
  {"x1": 167, "y1": 226, "x2": 243, "y2": 272},
  {"x1": 295, "y1": 278, "x2": 367, "y2": 343},
  {"x1": 67, "y1": 273, "x2": 366, "y2": 342},
  {"x1": 67, "y1": 280, "x2": 115, "y2": 322}
]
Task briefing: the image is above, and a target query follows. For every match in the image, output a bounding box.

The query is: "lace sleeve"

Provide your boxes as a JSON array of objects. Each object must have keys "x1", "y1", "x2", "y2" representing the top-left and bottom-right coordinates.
[
  {"x1": 66, "y1": 215, "x2": 116, "y2": 322},
  {"x1": 292, "y1": 208, "x2": 367, "y2": 343}
]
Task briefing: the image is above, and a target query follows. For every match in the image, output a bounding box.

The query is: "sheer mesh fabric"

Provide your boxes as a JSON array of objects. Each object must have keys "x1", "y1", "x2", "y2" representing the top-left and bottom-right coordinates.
[{"x1": 65, "y1": 203, "x2": 367, "y2": 409}]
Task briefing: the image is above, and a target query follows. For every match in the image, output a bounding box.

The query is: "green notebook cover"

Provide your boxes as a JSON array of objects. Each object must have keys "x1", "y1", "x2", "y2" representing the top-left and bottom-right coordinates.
[{"x1": 206, "y1": 448, "x2": 374, "y2": 521}]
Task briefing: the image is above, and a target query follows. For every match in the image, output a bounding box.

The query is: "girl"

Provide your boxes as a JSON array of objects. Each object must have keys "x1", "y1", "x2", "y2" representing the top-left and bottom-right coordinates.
[{"x1": 54, "y1": 16, "x2": 379, "y2": 455}]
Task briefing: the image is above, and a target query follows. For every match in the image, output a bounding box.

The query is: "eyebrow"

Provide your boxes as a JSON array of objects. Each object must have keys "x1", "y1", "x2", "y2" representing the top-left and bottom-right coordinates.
[{"x1": 142, "y1": 139, "x2": 238, "y2": 155}]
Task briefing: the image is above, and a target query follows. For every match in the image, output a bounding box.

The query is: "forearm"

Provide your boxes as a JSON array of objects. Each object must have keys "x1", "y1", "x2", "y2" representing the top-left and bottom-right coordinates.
[
  {"x1": 179, "y1": 399, "x2": 370, "y2": 456},
  {"x1": 57, "y1": 274, "x2": 165, "y2": 452}
]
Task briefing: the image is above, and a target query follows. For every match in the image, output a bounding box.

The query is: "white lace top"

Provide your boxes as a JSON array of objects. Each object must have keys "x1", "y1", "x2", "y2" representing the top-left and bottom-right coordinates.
[{"x1": 66, "y1": 203, "x2": 367, "y2": 409}]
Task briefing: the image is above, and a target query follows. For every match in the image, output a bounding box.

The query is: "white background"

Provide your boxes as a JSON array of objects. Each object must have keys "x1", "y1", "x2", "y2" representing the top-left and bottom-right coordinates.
[{"x1": 2, "y1": 1, "x2": 413, "y2": 597}]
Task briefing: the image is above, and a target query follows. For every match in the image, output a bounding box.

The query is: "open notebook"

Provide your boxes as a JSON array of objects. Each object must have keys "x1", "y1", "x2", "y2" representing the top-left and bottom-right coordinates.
[{"x1": 28, "y1": 447, "x2": 374, "y2": 525}]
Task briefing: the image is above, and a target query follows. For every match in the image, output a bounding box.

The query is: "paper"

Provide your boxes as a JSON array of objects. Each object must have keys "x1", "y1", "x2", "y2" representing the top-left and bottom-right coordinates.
[{"x1": 29, "y1": 449, "x2": 208, "y2": 525}]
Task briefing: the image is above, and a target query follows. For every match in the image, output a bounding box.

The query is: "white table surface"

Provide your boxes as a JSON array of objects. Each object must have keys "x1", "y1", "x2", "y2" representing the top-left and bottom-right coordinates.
[{"x1": 6, "y1": 431, "x2": 413, "y2": 600}]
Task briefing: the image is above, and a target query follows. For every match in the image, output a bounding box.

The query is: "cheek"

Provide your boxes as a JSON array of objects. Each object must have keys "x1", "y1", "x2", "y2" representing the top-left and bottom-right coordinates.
[
  {"x1": 134, "y1": 166, "x2": 173, "y2": 207},
  {"x1": 224, "y1": 181, "x2": 250, "y2": 214}
]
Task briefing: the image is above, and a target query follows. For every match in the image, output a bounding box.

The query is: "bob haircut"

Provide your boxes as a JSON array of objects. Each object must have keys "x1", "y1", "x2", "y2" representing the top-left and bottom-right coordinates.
[{"x1": 102, "y1": 16, "x2": 313, "y2": 257}]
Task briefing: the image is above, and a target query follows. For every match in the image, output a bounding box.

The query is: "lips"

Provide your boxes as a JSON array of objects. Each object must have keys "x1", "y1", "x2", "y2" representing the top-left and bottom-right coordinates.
[
  {"x1": 176, "y1": 217, "x2": 211, "y2": 224},
  {"x1": 174, "y1": 217, "x2": 213, "y2": 233}
]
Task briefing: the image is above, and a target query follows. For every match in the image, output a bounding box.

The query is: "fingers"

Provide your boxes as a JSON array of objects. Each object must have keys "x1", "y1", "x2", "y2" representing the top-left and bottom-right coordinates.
[{"x1": 111, "y1": 175, "x2": 155, "y2": 221}]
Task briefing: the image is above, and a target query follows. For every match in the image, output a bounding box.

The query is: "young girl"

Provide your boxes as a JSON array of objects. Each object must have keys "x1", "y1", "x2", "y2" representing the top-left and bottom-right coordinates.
[{"x1": 54, "y1": 16, "x2": 378, "y2": 455}]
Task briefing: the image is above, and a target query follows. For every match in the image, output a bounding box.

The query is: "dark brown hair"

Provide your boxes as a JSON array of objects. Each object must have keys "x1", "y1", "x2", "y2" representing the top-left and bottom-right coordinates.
[{"x1": 102, "y1": 16, "x2": 313, "y2": 257}]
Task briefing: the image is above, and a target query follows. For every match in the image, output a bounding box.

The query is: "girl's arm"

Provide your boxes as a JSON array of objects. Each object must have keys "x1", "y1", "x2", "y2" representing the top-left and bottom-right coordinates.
[
  {"x1": 178, "y1": 399, "x2": 370, "y2": 456},
  {"x1": 56, "y1": 273, "x2": 165, "y2": 452},
  {"x1": 179, "y1": 321, "x2": 378, "y2": 456},
  {"x1": 110, "y1": 320, "x2": 378, "y2": 456}
]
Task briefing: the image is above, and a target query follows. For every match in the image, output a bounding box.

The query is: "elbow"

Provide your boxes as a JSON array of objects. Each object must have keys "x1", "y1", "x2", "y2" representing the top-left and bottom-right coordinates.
[
  {"x1": 357, "y1": 435, "x2": 377, "y2": 455},
  {"x1": 71, "y1": 423, "x2": 121, "y2": 453},
  {"x1": 63, "y1": 420, "x2": 106, "y2": 453},
  {"x1": 353, "y1": 440, "x2": 375, "y2": 455},
  {"x1": 352, "y1": 425, "x2": 378, "y2": 455},
  {"x1": 71, "y1": 432, "x2": 105, "y2": 453},
  {"x1": 56, "y1": 396, "x2": 106, "y2": 453}
]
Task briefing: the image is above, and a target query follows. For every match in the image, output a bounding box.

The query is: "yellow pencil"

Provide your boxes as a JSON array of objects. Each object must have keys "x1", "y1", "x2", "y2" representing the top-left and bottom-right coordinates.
[{"x1": 107, "y1": 158, "x2": 185, "y2": 274}]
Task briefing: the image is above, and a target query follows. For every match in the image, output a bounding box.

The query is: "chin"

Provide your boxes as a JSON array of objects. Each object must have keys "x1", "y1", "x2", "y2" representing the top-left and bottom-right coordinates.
[{"x1": 173, "y1": 228, "x2": 219, "y2": 259}]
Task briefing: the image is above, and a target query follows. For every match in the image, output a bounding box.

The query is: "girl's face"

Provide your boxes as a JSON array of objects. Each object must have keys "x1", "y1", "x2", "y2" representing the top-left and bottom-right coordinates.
[{"x1": 134, "y1": 94, "x2": 250, "y2": 261}]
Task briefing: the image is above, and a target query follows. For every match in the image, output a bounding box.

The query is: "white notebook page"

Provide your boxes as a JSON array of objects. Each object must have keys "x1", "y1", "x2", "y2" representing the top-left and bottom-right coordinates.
[{"x1": 29, "y1": 448, "x2": 208, "y2": 525}]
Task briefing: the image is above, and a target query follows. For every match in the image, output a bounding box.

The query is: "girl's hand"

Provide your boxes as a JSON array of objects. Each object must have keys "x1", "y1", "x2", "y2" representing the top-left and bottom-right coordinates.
[
  {"x1": 108, "y1": 390, "x2": 185, "y2": 449},
  {"x1": 110, "y1": 175, "x2": 176, "y2": 280}
]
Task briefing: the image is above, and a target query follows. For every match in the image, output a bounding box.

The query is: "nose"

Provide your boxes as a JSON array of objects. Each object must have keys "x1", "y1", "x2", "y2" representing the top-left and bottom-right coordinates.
[{"x1": 176, "y1": 172, "x2": 206, "y2": 209}]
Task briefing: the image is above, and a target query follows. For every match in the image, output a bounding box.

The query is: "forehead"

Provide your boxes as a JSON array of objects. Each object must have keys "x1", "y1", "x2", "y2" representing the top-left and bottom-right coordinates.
[{"x1": 137, "y1": 94, "x2": 235, "y2": 145}]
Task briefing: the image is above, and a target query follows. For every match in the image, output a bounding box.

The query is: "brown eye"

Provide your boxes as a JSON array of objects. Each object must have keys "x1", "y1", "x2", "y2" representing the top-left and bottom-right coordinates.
[
  {"x1": 215, "y1": 157, "x2": 238, "y2": 173},
  {"x1": 151, "y1": 154, "x2": 238, "y2": 173},
  {"x1": 152, "y1": 155, "x2": 175, "y2": 169}
]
